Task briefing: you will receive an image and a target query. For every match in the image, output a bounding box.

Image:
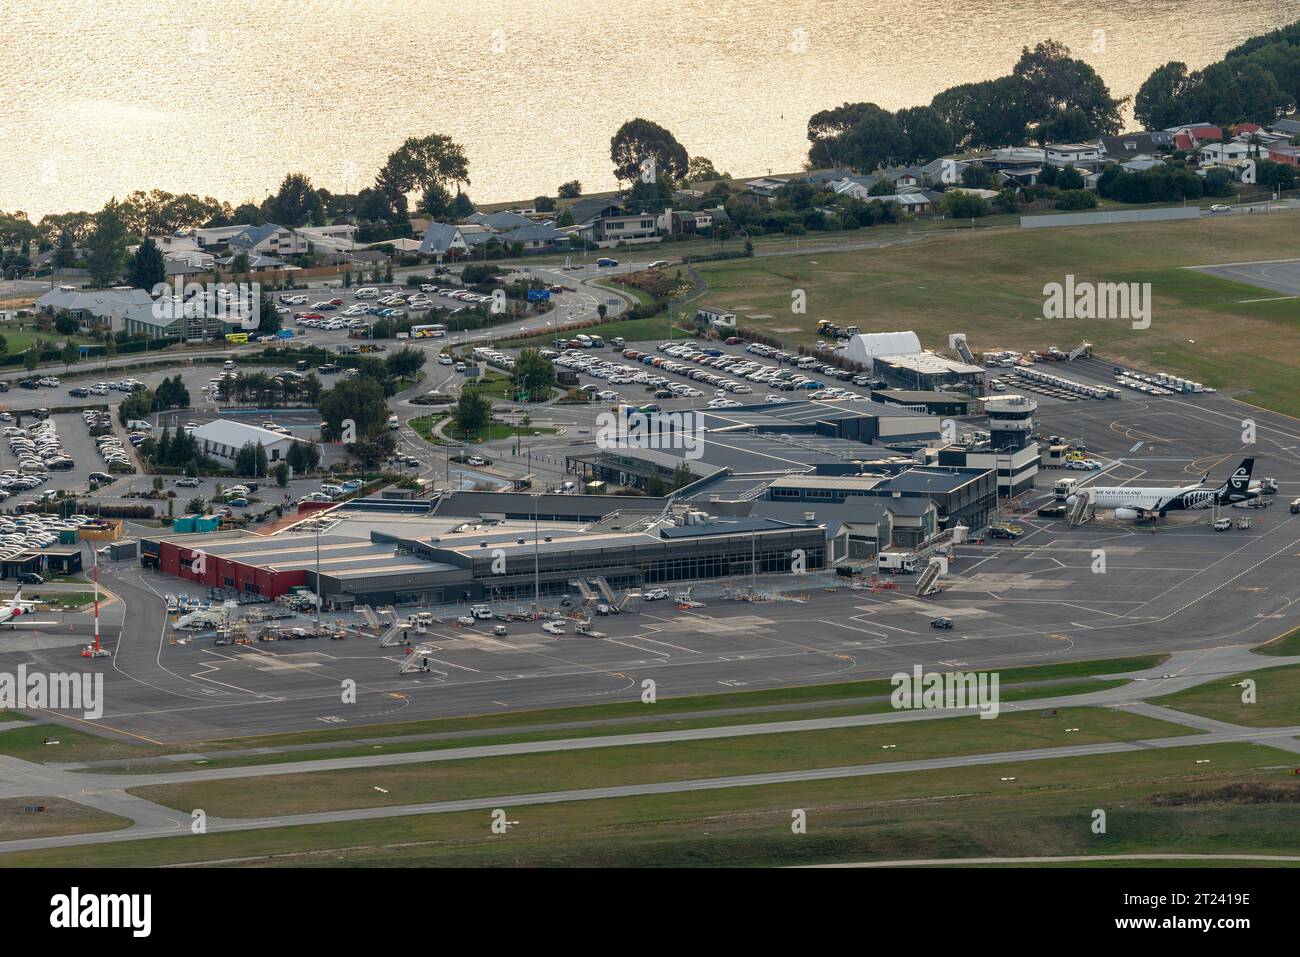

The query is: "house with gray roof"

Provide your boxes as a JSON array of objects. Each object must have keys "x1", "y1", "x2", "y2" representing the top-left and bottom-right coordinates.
[
  {"x1": 227, "y1": 223, "x2": 307, "y2": 258},
  {"x1": 418, "y1": 222, "x2": 471, "y2": 257}
]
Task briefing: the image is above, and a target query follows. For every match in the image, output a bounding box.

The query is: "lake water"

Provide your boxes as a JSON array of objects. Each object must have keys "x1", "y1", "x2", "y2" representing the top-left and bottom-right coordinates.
[{"x1": 0, "y1": 0, "x2": 1292, "y2": 218}]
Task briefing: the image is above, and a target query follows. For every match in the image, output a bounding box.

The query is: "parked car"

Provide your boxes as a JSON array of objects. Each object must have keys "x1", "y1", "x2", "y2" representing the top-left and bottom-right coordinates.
[
  {"x1": 175, "y1": 477, "x2": 201, "y2": 488},
  {"x1": 930, "y1": 617, "x2": 954, "y2": 630}
]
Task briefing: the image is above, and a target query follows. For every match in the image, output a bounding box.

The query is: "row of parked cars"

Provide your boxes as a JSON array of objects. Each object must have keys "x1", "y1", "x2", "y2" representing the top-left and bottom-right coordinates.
[
  {"x1": 5, "y1": 419, "x2": 74, "y2": 474},
  {"x1": 0, "y1": 513, "x2": 105, "y2": 564},
  {"x1": 298, "y1": 478, "x2": 365, "y2": 505},
  {"x1": 93, "y1": 410, "x2": 135, "y2": 473},
  {"x1": 654, "y1": 342, "x2": 837, "y2": 394},
  {"x1": 552, "y1": 350, "x2": 705, "y2": 399}
]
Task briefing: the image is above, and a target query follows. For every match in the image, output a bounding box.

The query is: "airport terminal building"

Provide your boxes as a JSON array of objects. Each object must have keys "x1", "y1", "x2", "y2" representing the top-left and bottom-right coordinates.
[{"x1": 141, "y1": 508, "x2": 827, "y2": 607}]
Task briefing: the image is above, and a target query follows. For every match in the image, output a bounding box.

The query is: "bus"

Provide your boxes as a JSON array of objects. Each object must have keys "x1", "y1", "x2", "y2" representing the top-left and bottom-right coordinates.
[
  {"x1": 411, "y1": 324, "x2": 447, "y2": 338},
  {"x1": 225, "y1": 332, "x2": 250, "y2": 344}
]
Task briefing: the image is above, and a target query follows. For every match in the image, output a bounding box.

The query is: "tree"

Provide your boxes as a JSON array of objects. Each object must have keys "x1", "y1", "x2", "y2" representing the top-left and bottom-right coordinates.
[
  {"x1": 960, "y1": 164, "x2": 996, "y2": 189},
  {"x1": 262, "y1": 173, "x2": 324, "y2": 228},
  {"x1": 384, "y1": 345, "x2": 427, "y2": 380},
  {"x1": 61, "y1": 340, "x2": 79, "y2": 371},
  {"x1": 685, "y1": 156, "x2": 728, "y2": 183},
  {"x1": 185, "y1": 496, "x2": 207, "y2": 515},
  {"x1": 52, "y1": 229, "x2": 77, "y2": 269},
  {"x1": 839, "y1": 105, "x2": 910, "y2": 173},
  {"x1": 512, "y1": 349, "x2": 555, "y2": 402},
  {"x1": 54, "y1": 313, "x2": 78, "y2": 336},
  {"x1": 23, "y1": 349, "x2": 38, "y2": 374},
  {"x1": 349, "y1": 429, "x2": 397, "y2": 470},
  {"x1": 126, "y1": 236, "x2": 166, "y2": 290},
  {"x1": 258, "y1": 294, "x2": 281, "y2": 335},
  {"x1": 557, "y1": 180, "x2": 583, "y2": 199},
  {"x1": 1055, "y1": 165, "x2": 1085, "y2": 190},
  {"x1": 85, "y1": 199, "x2": 129, "y2": 287},
  {"x1": 317, "y1": 375, "x2": 388, "y2": 440},
  {"x1": 610, "y1": 118, "x2": 689, "y2": 186},
  {"x1": 806, "y1": 102, "x2": 875, "y2": 167},
  {"x1": 1135, "y1": 61, "x2": 1196, "y2": 130},
  {"x1": 376, "y1": 134, "x2": 470, "y2": 204},
  {"x1": 1012, "y1": 40, "x2": 1126, "y2": 140},
  {"x1": 273, "y1": 461, "x2": 289, "y2": 487},
  {"x1": 419, "y1": 182, "x2": 454, "y2": 219},
  {"x1": 452, "y1": 390, "x2": 491, "y2": 437},
  {"x1": 233, "y1": 441, "x2": 269, "y2": 477},
  {"x1": 533, "y1": 195, "x2": 556, "y2": 213},
  {"x1": 1055, "y1": 189, "x2": 1099, "y2": 210},
  {"x1": 930, "y1": 77, "x2": 1032, "y2": 151},
  {"x1": 895, "y1": 106, "x2": 954, "y2": 164},
  {"x1": 941, "y1": 191, "x2": 991, "y2": 218}
]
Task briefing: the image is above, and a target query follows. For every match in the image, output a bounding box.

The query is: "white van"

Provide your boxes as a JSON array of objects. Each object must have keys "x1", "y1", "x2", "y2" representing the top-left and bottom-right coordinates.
[
  {"x1": 796, "y1": 356, "x2": 818, "y2": 369},
  {"x1": 470, "y1": 604, "x2": 493, "y2": 619},
  {"x1": 387, "y1": 414, "x2": 400, "y2": 430},
  {"x1": 354, "y1": 287, "x2": 379, "y2": 299},
  {"x1": 126, "y1": 419, "x2": 153, "y2": 432}
]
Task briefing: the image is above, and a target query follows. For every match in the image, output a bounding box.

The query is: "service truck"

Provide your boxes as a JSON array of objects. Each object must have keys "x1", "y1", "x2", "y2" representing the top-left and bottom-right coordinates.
[{"x1": 878, "y1": 551, "x2": 918, "y2": 574}]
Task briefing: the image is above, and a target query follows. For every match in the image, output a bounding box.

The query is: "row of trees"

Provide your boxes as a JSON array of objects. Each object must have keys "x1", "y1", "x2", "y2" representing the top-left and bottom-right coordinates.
[
  {"x1": 807, "y1": 40, "x2": 1127, "y2": 172},
  {"x1": 1135, "y1": 22, "x2": 1300, "y2": 129}
]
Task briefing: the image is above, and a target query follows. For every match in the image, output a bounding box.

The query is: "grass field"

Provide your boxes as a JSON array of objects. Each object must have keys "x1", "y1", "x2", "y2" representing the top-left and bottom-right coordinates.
[
  {"x1": 1254, "y1": 626, "x2": 1300, "y2": 657},
  {"x1": 128, "y1": 706, "x2": 1195, "y2": 818},
  {"x1": 1152, "y1": 664, "x2": 1300, "y2": 728},
  {"x1": 0, "y1": 723, "x2": 163, "y2": 764},
  {"x1": 0, "y1": 797, "x2": 131, "y2": 840},
  {"x1": 5, "y1": 743, "x2": 1293, "y2": 867},
  {"x1": 694, "y1": 214, "x2": 1300, "y2": 416}
]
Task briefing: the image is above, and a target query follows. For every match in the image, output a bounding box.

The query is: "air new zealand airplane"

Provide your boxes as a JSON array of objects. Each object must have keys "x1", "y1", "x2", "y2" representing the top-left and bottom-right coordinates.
[{"x1": 1078, "y1": 458, "x2": 1257, "y2": 520}]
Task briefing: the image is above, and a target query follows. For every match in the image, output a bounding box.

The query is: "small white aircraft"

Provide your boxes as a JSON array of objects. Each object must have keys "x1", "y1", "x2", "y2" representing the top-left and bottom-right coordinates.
[{"x1": 0, "y1": 587, "x2": 55, "y2": 629}]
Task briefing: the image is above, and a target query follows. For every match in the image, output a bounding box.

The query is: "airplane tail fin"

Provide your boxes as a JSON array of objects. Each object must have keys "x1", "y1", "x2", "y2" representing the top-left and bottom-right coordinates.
[
  {"x1": 1218, "y1": 458, "x2": 1254, "y2": 495},
  {"x1": 10, "y1": 586, "x2": 20, "y2": 608}
]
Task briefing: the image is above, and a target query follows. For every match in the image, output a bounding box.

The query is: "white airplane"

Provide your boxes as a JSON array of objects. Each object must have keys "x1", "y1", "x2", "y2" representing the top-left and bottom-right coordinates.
[
  {"x1": 0, "y1": 588, "x2": 53, "y2": 629},
  {"x1": 1076, "y1": 458, "x2": 1257, "y2": 520}
]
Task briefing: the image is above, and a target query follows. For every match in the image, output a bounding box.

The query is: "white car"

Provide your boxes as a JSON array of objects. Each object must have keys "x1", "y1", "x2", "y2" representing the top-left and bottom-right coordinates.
[
  {"x1": 1209, "y1": 204, "x2": 1231, "y2": 213},
  {"x1": 542, "y1": 619, "x2": 566, "y2": 634}
]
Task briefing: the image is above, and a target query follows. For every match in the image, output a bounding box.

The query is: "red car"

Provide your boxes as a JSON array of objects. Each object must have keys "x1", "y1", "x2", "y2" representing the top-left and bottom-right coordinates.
[
  {"x1": 329, "y1": 298, "x2": 344, "y2": 306},
  {"x1": 725, "y1": 337, "x2": 744, "y2": 345}
]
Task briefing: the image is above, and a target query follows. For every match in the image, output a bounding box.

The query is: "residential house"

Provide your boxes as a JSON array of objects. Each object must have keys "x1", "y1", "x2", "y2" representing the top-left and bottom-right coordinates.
[
  {"x1": 418, "y1": 222, "x2": 471, "y2": 258},
  {"x1": 215, "y1": 253, "x2": 290, "y2": 272},
  {"x1": 746, "y1": 177, "x2": 791, "y2": 197},
  {"x1": 191, "y1": 225, "x2": 253, "y2": 250},
  {"x1": 227, "y1": 223, "x2": 308, "y2": 259},
  {"x1": 668, "y1": 209, "x2": 714, "y2": 235},
  {"x1": 1099, "y1": 132, "x2": 1173, "y2": 159},
  {"x1": 296, "y1": 224, "x2": 359, "y2": 255},
  {"x1": 464, "y1": 210, "x2": 535, "y2": 230},
  {"x1": 1268, "y1": 116, "x2": 1300, "y2": 137},
  {"x1": 585, "y1": 212, "x2": 661, "y2": 246},
  {"x1": 1199, "y1": 141, "x2": 1250, "y2": 164},
  {"x1": 499, "y1": 223, "x2": 570, "y2": 253},
  {"x1": 1266, "y1": 144, "x2": 1300, "y2": 167},
  {"x1": 568, "y1": 198, "x2": 624, "y2": 226},
  {"x1": 1044, "y1": 143, "x2": 1101, "y2": 167}
]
